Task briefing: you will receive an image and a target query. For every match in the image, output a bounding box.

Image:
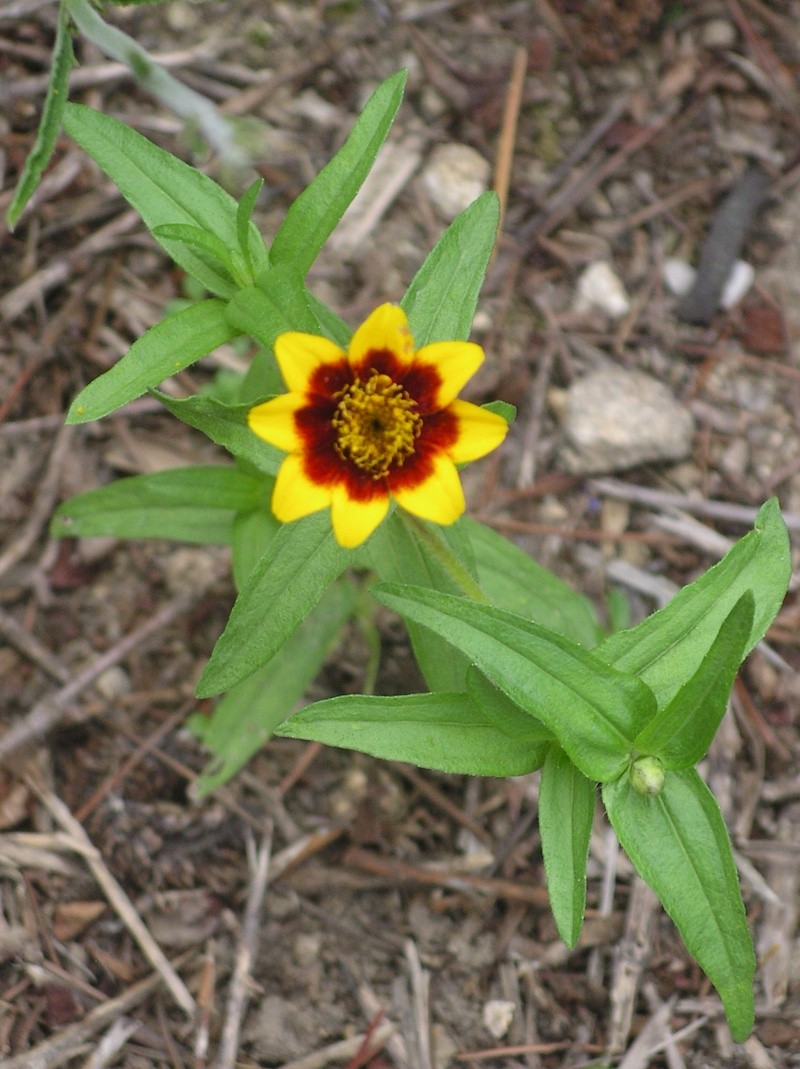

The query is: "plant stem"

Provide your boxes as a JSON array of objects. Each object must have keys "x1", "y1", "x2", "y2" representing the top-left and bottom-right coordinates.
[{"x1": 402, "y1": 514, "x2": 490, "y2": 603}]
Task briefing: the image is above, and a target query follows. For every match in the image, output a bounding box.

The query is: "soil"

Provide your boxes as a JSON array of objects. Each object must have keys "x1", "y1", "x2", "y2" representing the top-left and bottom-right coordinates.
[{"x1": 1, "y1": 1, "x2": 800, "y2": 1067}]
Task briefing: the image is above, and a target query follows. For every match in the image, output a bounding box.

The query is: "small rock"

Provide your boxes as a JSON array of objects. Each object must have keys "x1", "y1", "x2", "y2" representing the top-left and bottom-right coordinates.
[
  {"x1": 293, "y1": 933, "x2": 322, "y2": 968},
  {"x1": 432, "y1": 1023, "x2": 458, "y2": 1068},
  {"x1": 663, "y1": 257, "x2": 695, "y2": 297},
  {"x1": 664, "y1": 256, "x2": 753, "y2": 310},
  {"x1": 719, "y1": 437, "x2": 749, "y2": 480},
  {"x1": 421, "y1": 143, "x2": 491, "y2": 221},
  {"x1": 165, "y1": 1, "x2": 198, "y2": 31},
  {"x1": 560, "y1": 369, "x2": 694, "y2": 474},
  {"x1": 161, "y1": 547, "x2": 219, "y2": 598},
  {"x1": 575, "y1": 261, "x2": 631, "y2": 317},
  {"x1": 721, "y1": 260, "x2": 755, "y2": 309},
  {"x1": 94, "y1": 666, "x2": 131, "y2": 701},
  {"x1": 702, "y1": 18, "x2": 737, "y2": 49},
  {"x1": 245, "y1": 996, "x2": 345, "y2": 1062},
  {"x1": 483, "y1": 999, "x2": 515, "y2": 1039}
]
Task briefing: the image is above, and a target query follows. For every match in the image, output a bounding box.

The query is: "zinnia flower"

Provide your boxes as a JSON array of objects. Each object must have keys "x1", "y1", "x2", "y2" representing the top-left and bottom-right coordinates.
[{"x1": 247, "y1": 303, "x2": 508, "y2": 548}]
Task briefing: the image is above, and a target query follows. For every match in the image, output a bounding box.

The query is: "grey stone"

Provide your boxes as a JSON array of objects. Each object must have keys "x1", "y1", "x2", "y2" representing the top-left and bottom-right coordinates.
[
  {"x1": 560, "y1": 368, "x2": 694, "y2": 474},
  {"x1": 421, "y1": 143, "x2": 490, "y2": 220}
]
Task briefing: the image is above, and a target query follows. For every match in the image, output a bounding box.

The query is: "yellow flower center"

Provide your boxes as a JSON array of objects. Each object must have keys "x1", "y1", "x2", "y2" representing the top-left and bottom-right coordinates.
[{"x1": 332, "y1": 372, "x2": 422, "y2": 479}]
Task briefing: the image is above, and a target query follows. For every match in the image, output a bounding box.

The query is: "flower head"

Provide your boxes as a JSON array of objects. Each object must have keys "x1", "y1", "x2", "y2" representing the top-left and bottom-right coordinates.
[{"x1": 247, "y1": 304, "x2": 508, "y2": 548}]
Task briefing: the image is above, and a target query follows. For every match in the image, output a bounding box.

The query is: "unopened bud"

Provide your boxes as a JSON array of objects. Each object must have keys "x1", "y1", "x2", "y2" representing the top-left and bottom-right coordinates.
[{"x1": 630, "y1": 755, "x2": 666, "y2": 796}]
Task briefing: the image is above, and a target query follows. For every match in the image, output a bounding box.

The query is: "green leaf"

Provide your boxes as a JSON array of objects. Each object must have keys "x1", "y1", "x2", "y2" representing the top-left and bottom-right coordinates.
[
  {"x1": 67, "y1": 299, "x2": 240, "y2": 423},
  {"x1": 374, "y1": 583, "x2": 657, "y2": 781},
  {"x1": 402, "y1": 191, "x2": 499, "y2": 345},
  {"x1": 364, "y1": 513, "x2": 475, "y2": 691},
  {"x1": 539, "y1": 747, "x2": 595, "y2": 948},
  {"x1": 62, "y1": 103, "x2": 269, "y2": 295},
  {"x1": 190, "y1": 580, "x2": 355, "y2": 796},
  {"x1": 236, "y1": 178, "x2": 263, "y2": 277},
  {"x1": 603, "y1": 768, "x2": 755, "y2": 1041},
  {"x1": 230, "y1": 503, "x2": 280, "y2": 591},
  {"x1": 225, "y1": 272, "x2": 318, "y2": 350},
  {"x1": 482, "y1": 400, "x2": 516, "y2": 425},
  {"x1": 306, "y1": 292, "x2": 351, "y2": 348},
  {"x1": 151, "y1": 223, "x2": 237, "y2": 282},
  {"x1": 7, "y1": 2, "x2": 74, "y2": 228},
  {"x1": 635, "y1": 593, "x2": 754, "y2": 769},
  {"x1": 596, "y1": 500, "x2": 790, "y2": 708},
  {"x1": 152, "y1": 390, "x2": 283, "y2": 476},
  {"x1": 465, "y1": 666, "x2": 553, "y2": 755},
  {"x1": 269, "y1": 71, "x2": 407, "y2": 276},
  {"x1": 278, "y1": 686, "x2": 551, "y2": 777},
  {"x1": 606, "y1": 587, "x2": 632, "y2": 634},
  {"x1": 464, "y1": 517, "x2": 601, "y2": 648},
  {"x1": 237, "y1": 348, "x2": 283, "y2": 404},
  {"x1": 196, "y1": 511, "x2": 351, "y2": 697},
  {"x1": 50, "y1": 466, "x2": 261, "y2": 543}
]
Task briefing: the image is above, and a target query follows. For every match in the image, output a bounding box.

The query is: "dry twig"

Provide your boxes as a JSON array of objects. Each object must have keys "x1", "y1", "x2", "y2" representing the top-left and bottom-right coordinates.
[
  {"x1": 0, "y1": 966, "x2": 171, "y2": 1069},
  {"x1": 24, "y1": 775, "x2": 197, "y2": 1018},
  {"x1": 212, "y1": 826, "x2": 273, "y2": 1069}
]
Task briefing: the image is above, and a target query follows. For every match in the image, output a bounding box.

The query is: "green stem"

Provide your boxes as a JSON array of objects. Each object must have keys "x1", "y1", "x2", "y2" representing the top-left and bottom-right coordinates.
[{"x1": 402, "y1": 514, "x2": 490, "y2": 603}]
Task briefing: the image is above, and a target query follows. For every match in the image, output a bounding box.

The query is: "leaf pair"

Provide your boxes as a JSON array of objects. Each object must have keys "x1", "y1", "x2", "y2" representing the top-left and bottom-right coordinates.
[
  {"x1": 279, "y1": 500, "x2": 790, "y2": 1041},
  {"x1": 62, "y1": 71, "x2": 408, "y2": 424}
]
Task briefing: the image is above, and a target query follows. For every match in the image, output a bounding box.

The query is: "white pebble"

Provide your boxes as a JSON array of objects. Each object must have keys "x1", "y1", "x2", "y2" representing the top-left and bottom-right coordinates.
[
  {"x1": 662, "y1": 257, "x2": 696, "y2": 297},
  {"x1": 560, "y1": 368, "x2": 695, "y2": 475},
  {"x1": 721, "y1": 259, "x2": 755, "y2": 309},
  {"x1": 482, "y1": 999, "x2": 515, "y2": 1039},
  {"x1": 575, "y1": 261, "x2": 631, "y2": 317},
  {"x1": 421, "y1": 143, "x2": 491, "y2": 221},
  {"x1": 94, "y1": 666, "x2": 131, "y2": 701},
  {"x1": 702, "y1": 18, "x2": 737, "y2": 49}
]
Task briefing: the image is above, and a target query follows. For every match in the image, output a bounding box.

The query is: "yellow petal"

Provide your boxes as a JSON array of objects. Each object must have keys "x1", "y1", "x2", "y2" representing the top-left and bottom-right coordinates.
[
  {"x1": 274, "y1": 332, "x2": 345, "y2": 394},
  {"x1": 446, "y1": 399, "x2": 508, "y2": 463},
  {"x1": 414, "y1": 341, "x2": 484, "y2": 408},
  {"x1": 330, "y1": 485, "x2": 390, "y2": 548},
  {"x1": 349, "y1": 303, "x2": 414, "y2": 369},
  {"x1": 272, "y1": 454, "x2": 333, "y2": 524},
  {"x1": 248, "y1": 393, "x2": 305, "y2": 452},
  {"x1": 393, "y1": 454, "x2": 465, "y2": 525}
]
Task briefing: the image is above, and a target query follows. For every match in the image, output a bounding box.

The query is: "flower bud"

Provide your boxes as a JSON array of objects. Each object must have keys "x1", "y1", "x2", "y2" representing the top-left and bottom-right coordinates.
[{"x1": 630, "y1": 755, "x2": 666, "y2": 796}]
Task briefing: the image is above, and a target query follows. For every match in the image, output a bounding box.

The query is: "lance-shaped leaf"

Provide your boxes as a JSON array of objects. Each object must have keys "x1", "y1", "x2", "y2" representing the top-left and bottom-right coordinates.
[
  {"x1": 7, "y1": 2, "x2": 74, "y2": 228},
  {"x1": 596, "y1": 500, "x2": 789, "y2": 708},
  {"x1": 50, "y1": 466, "x2": 261, "y2": 544},
  {"x1": 269, "y1": 71, "x2": 406, "y2": 276},
  {"x1": 230, "y1": 505, "x2": 280, "y2": 591},
  {"x1": 603, "y1": 769, "x2": 755, "y2": 1042},
  {"x1": 196, "y1": 511, "x2": 351, "y2": 697},
  {"x1": 463, "y1": 517, "x2": 600, "y2": 648},
  {"x1": 190, "y1": 580, "x2": 355, "y2": 796},
  {"x1": 152, "y1": 391, "x2": 283, "y2": 476},
  {"x1": 539, "y1": 748, "x2": 595, "y2": 948},
  {"x1": 278, "y1": 682, "x2": 551, "y2": 777},
  {"x1": 465, "y1": 664, "x2": 553, "y2": 752},
  {"x1": 401, "y1": 191, "x2": 499, "y2": 346},
  {"x1": 236, "y1": 178, "x2": 263, "y2": 278},
  {"x1": 364, "y1": 514, "x2": 476, "y2": 692},
  {"x1": 67, "y1": 299, "x2": 240, "y2": 423},
  {"x1": 635, "y1": 592, "x2": 754, "y2": 769},
  {"x1": 374, "y1": 583, "x2": 657, "y2": 781},
  {"x1": 62, "y1": 103, "x2": 269, "y2": 295}
]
